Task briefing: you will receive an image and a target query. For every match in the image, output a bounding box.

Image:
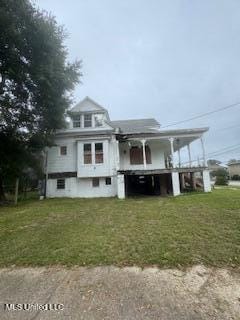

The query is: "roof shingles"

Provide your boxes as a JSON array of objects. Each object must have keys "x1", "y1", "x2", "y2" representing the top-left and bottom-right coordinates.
[{"x1": 110, "y1": 118, "x2": 160, "y2": 134}]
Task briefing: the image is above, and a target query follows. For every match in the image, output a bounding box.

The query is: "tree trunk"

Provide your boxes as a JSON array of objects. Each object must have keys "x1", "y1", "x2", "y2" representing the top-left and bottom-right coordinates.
[
  {"x1": 14, "y1": 178, "x2": 19, "y2": 205},
  {"x1": 0, "y1": 175, "x2": 6, "y2": 202}
]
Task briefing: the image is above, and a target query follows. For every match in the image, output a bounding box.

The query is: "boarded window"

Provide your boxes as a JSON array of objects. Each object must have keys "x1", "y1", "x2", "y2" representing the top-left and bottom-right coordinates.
[
  {"x1": 72, "y1": 114, "x2": 81, "y2": 128},
  {"x1": 92, "y1": 178, "x2": 99, "y2": 187},
  {"x1": 84, "y1": 114, "x2": 92, "y2": 127},
  {"x1": 84, "y1": 143, "x2": 92, "y2": 164},
  {"x1": 130, "y1": 145, "x2": 151, "y2": 165},
  {"x1": 105, "y1": 177, "x2": 111, "y2": 185},
  {"x1": 57, "y1": 179, "x2": 65, "y2": 189},
  {"x1": 95, "y1": 143, "x2": 103, "y2": 163},
  {"x1": 60, "y1": 146, "x2": 67, "y2": 155}
]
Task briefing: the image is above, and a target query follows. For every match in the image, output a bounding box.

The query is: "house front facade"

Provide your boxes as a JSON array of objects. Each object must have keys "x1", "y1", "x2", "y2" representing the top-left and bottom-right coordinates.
[
  {"x1": 45, "y1": 97, "x2": 211, "y2": 199},
  {"x1": 228, "y1": 161, "x2": 240, "y2": 178}
]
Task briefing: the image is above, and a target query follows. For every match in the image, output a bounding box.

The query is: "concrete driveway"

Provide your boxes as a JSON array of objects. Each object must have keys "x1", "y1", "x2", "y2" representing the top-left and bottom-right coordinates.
[{"x1": 0, "y1": 265, "x2": 239, "y2": 319}]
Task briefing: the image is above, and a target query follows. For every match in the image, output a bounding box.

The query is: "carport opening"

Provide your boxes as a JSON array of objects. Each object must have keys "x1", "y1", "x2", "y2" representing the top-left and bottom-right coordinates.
[{"x1": 125, "y1": 174, "x2": 173, "y2": 196}]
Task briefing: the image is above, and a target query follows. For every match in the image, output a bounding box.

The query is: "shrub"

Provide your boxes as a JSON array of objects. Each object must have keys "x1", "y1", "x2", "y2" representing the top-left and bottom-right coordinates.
[
  {"x1": 231, "y1": 175, "x2": 240, "y2": 181},
  {"x1": 215, "y1": 169, "x2": 228, "y2": 186}
]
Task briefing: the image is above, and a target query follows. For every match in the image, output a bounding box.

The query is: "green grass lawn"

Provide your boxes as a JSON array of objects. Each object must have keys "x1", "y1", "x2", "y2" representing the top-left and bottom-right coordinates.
[{"x1": 0, "y1": 189, "x2": 239, "y2": 268}]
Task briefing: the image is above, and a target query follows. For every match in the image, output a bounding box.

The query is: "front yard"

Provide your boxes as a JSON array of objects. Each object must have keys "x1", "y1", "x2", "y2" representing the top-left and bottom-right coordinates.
[{"x1": 0, "y1": 189, "x2": 239, "y2": 268}]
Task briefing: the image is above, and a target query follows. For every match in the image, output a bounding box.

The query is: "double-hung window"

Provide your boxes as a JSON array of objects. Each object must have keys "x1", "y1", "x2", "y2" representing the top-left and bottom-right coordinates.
[
  {"x1": 72, "y1": 114, "x2": 81, "y2": 128},
  {"x1": 95, "y1": 143, "x2": 103, "y2": 163},
  {"x1": 60, "y1": 146, "x2": 67, "y2": 155},
  {"x1": 84, "y1": 114, "x2": 92, "y2": 127},
  {"x1": 84, "y1": 143, "x2": 92, "y2": 164}
]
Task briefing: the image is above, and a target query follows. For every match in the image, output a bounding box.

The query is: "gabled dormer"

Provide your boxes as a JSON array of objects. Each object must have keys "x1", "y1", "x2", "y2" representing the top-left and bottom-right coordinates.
[{"x1": 68, "y1": 97, "x2": 111, "y2": 129}]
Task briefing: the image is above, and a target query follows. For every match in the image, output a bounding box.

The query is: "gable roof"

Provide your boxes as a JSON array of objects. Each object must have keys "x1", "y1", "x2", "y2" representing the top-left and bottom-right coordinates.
[
  {"x1": 110, "y1": 118, "x2": 160, "y2": 134},
  {"x1": 69, "y1": 97, "x2": 108, "y2": 114}
]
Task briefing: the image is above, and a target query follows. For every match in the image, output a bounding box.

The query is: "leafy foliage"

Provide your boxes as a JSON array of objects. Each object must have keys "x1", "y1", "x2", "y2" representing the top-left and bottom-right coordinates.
[
  {"x1": 0, "y1": 0, "x2": 81, "y2": 196},
  {"x1": 231, "y1": 175, "x2": 240, "y2": 181},
  {"x1": 214, "y1": 168, "x2": 228, "y2": 186}
]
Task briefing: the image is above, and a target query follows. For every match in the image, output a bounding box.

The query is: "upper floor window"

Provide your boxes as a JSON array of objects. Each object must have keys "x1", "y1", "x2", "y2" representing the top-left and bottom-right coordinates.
[
  {"x1": 84, "y1": 143, "x2": 92, "y2": 164},
  {"x1": 72, "y1": 114, "x2": 81, "y2": 128},
  {"x1": 60, "y1": 146, "x2": 67, "y2": 155},
  {"x1": 84, "y1": 114, "x2": 92, "y2": 128},
  {"x1": 95, "y1": 143, "x2": 103, "y2": 163}
]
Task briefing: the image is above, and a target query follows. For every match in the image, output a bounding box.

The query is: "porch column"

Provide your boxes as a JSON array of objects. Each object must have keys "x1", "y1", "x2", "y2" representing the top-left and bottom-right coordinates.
[
  {"x1": 180, "y1": 173, "x2": 185, "y2": 190},
  {"x1": 190, "y1": 172, "x2": 197, "y2": 190},
  {"x1": 169, "y1": 137, "x2": 176, "y2": 168},
  {"x1": 178, "y1": 149, "x2": 181, "y2": 168},
  {"x1": 115, "y1": 140, "x2": 120, "y2": 171},
  {"x1": 202, "y1": 170, "x2": 211, "y2": 192},
  {"x1": 160, "y1": 174, "x2": 168, "y2": 196},
  {"x1": 200, "y1": 137, "x2": 206, "y2": 167},
  {"x1": 171, "y1": 172, "x2": 180, "y2": 196},
  {"x1": 141, "y1": 139, "x2": 147, "y2": 169},
  {"x1": 187, "y1": 143, "x2": 192, "y2": 167},
  {"x1": 117, "y1": 174, "x2": 125, "y2": 199}
]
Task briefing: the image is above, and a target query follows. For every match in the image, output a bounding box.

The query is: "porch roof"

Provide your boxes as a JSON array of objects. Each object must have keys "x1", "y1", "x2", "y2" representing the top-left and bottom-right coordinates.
[
  {"x1": 117, "y1": 127, "x2": 209, "y2": 152},
  {"x1": 117, "y1": 127, "x2": 208, "y2": 139},
  {"x1": 110, "y1": 118, "x2": 160, "y2": 134}
]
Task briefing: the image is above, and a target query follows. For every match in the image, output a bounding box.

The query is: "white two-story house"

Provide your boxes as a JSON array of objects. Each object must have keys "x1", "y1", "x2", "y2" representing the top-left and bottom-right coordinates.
[{"x1": 45, "y1": 97, "x2": 211, "y2": 199}]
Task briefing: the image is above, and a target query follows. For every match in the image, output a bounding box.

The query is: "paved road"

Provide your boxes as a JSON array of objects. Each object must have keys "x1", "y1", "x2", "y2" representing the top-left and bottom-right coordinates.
[{"x1": 0, "y1": 265, "x2": 239, "y2": 319}]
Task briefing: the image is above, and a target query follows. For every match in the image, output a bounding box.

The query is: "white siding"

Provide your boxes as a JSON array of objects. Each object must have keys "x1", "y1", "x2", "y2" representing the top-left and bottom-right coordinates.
[
  {"x1": 77, "y1": 137, "x2": 117, "y2": 178},
  {"x1": 119, "y1": 140, "x2": 166, "y2": 171},
  {"x1": 46, "y1": 177, "x2": 117, "y2": 198},
  {"x1": 47, "y1": 137, "x2": 77, "y2": 173}
]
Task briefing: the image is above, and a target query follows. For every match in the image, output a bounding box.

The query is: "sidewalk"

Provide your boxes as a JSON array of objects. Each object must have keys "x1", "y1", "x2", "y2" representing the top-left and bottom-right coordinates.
[{"x1": 0, "y1": 265, "x2": 239, "y2": 319}]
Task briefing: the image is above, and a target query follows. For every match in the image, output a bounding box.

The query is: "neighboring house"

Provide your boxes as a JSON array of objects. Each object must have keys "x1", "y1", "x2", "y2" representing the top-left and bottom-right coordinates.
[
  {"x1": 228, "y1": 161, "x2": 240, "y2": 178},
  {"x1": 45, "y1": 97, "x2": 211, "y2": 199}
]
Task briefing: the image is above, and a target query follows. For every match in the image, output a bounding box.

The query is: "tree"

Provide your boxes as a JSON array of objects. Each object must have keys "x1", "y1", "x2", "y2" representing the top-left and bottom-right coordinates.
[
  {"x1": 214, "y1": 169, "x2": 228, "y2": 186},
  {"x1": 0, "y1": 0, "x2": 81, "y2": 200}
]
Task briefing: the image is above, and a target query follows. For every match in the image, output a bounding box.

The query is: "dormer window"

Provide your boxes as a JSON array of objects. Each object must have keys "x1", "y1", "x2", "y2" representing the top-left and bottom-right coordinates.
[
  {"x1": 72, "y1": 114, "x2": 81, "y2": 128},
  {"x1": 84, "y1": 114, "x2": 92, "y2": 128}
]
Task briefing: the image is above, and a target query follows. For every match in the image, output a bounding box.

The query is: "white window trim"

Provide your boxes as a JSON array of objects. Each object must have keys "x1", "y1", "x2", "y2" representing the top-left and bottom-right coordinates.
[
  {"x1": 56, "y1": 179, "x2": 65, "y2": 190},
  {"x1": 60, "y1": 146, "x2": 67, "y2": 156},
  {"x1": 83, "y1": 143, "x2": 92, "y2": 165},
  {"x1": 83, "y1": 114, "x2": 92, "y2": 128},
  {"x1": 72, "y1": 114, "x2": 81, "y2": 128},
  {"x1": 83, "y1": 141, "x2": 104, "y2": 165}
]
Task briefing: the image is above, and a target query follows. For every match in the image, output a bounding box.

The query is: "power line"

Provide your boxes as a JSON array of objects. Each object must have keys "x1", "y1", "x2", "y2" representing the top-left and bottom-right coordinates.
[
  {"x1": 213, "y1": 124, "x2": 240, "y2": 132},
  {"x1": 161, "y1": 101, "x2": 240, "y2": 128},
  {"x1": 180, "y1": 144, "x2": 240, "y2": 165},
  {"x1": 207, "y1": 143, "x2": 240, "y2": 156},
  {"x1": 207, "y1": 146, "x2": 240, "y2": 157}
]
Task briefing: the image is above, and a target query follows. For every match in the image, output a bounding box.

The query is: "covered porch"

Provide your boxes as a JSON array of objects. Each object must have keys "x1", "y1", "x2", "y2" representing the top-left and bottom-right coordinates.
[{"x1": 116, "y1": 128, "x2": 211, "y2": 198}]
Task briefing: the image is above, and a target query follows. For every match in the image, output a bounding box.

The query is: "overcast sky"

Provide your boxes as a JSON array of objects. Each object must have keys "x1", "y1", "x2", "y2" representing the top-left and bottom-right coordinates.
[{"x1": 35, "y1": 0, "x2": 240, "y2": 163}]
